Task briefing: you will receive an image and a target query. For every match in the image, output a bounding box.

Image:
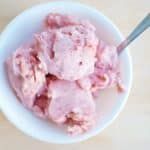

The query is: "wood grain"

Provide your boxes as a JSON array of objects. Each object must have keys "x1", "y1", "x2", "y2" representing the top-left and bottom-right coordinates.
[{"x1": 0, "y1": 0, "x2": 150, "y2": 149}]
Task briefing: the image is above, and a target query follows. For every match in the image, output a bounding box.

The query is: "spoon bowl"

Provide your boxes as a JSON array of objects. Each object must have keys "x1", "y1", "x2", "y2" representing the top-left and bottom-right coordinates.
[{"x1": 0, "y1": 1, "x2": 132, "y2": 143}]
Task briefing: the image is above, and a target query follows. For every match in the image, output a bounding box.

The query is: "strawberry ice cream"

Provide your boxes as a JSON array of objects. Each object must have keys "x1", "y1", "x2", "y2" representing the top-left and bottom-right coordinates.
[
  {"x1": 6, "y1": 46, "x2": 47, "y2": 108},
  {"x1": 90, "y1": 41, "x2": 124, "y2": 92},
  {"x1": 35, "y1": 13, "x2": 98, "y2": 80},
  {"x1": 5, "y1": 13, "x2": 123, "y2": 135},
  {"x1": 48, "y1": 80, "x2": 95, "y2": 134}
]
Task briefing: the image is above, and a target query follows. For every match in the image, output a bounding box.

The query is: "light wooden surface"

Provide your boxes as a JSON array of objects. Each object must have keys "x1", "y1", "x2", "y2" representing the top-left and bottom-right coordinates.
[{"x1": 0, "y1": 0, "x2": 149, "y2": 150}]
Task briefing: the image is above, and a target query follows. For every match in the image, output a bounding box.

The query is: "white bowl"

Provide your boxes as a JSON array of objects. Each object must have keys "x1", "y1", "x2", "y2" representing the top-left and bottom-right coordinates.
[{"x1": 0, "y1": 1, "x2": 132, "y2": 144}]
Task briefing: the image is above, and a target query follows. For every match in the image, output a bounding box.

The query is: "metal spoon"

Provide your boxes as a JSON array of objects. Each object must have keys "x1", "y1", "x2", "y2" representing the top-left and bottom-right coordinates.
[{"x1": 117, "y1": 13, "x2": 150, "y2": 53}]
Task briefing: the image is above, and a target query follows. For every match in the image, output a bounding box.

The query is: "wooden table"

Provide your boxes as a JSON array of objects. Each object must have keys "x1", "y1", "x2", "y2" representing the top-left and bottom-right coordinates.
[{"x1": 0, "y1": 0, "x2": 149, "y2": 149}]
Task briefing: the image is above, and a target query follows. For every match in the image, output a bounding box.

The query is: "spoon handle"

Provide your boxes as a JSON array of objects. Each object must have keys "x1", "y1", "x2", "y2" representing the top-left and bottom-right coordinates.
[{"x1": 117, "y1": 13, "x2": 150, "y2": 53}]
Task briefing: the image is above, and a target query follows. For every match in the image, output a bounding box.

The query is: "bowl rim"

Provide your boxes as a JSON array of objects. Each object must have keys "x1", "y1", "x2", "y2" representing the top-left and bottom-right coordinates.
[{"x1": 0, "y1": 1, "x2": 132, "y2": 144}]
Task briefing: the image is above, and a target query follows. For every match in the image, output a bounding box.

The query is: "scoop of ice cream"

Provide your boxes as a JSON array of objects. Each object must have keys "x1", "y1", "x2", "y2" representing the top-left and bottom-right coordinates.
[
  {"x1": 48, "y1": 80, "x2": 96, "y2": 134},
  {"x1": 77, "y1": 41, "x2": 124, "y2": 93},
  {"x1": 35, "y1": 13, "x2": 98, "y2": 80},
  {"x1": 6, "y1": 47, "x2": 47, "y2": 108},
  {"x1": 90, "y1": 41, "x2": 123, "y2": 91}
]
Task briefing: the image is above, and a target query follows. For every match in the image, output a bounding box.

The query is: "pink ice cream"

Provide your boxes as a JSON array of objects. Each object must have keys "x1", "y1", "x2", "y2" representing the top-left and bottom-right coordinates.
[
  {"x1": 5, "y1": 13, "x2": 123, "y2": 135},
  {"x1": 89, "y1": 41, "x2": 124, "y2": 92},
  {"x1": 35, "y1": 13, "x2": 98, "y2": 80},
  {"x1": 6, "y1": 47, "x2": 47, "y2": 108},
  {"x1": 77, "y1": 41, "x2": 124, "y2": 93},
  {"x1": 48, "y1": 80, "x2": 95, "y2": 134}
]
